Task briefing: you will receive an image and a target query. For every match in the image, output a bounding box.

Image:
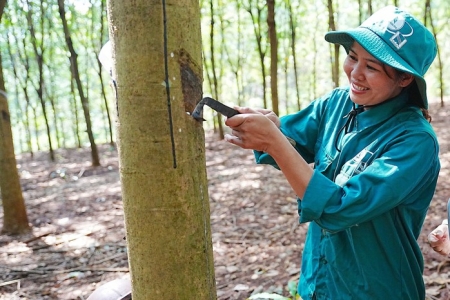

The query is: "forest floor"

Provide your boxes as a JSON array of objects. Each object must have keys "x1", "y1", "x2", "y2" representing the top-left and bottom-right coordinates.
[{"x1": 0, "y1": 101, "x2": 450, "y2": 300}]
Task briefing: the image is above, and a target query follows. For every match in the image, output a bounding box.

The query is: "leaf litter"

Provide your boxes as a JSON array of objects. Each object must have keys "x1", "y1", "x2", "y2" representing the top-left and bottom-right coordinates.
[{"x1": 0, "y1": 102, "x2": 449, "y2": 299}]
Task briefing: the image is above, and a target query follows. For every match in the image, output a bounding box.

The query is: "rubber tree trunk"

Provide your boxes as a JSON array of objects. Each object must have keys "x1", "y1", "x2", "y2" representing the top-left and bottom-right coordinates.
[
  {"x1": 107, "y1": 0, "x2": 216, "y2": 299},
  {"x1": 0, "y1": 0, "x2": 31, "y2": 235}
]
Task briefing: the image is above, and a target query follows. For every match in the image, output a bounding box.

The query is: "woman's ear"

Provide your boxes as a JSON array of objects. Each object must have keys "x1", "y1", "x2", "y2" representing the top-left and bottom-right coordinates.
[{"x1": 399, "y1": 73, "x2": 415, "y2": 87}]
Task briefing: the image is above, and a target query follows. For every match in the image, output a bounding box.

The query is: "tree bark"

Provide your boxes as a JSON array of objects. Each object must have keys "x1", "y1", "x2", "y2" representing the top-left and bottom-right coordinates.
[
  {"x1": 107, "y1": 0, "x2": 216, "y2": 298},
  {"x1": 0, "y1": 0, "x2": 31, "y2": 235},
  {"x1": 267, "y1": 0, "x2": 279, "y2": 115}
]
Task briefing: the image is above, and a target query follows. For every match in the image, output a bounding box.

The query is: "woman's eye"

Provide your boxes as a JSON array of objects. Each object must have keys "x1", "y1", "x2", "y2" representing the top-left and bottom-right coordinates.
[
  {"x1": 348, "y1": 54, "x2": 357, "y2": 61},
  {"x1": 367, "y1": 65, "x2": 378, "y2": 71}
]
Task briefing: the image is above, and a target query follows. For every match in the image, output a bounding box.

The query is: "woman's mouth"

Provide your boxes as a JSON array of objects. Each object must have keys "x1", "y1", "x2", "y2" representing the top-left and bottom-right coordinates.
[{"x1": 351, "y1": 82, "x2": 369, "y2": 92}]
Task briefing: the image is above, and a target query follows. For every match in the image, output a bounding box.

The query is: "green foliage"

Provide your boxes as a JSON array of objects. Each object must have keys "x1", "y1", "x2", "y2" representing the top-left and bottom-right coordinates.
[
  {"x1": 287, "y1": 280, "x2": 298, "y2": 298},
  {"x1": 2, "y1": 0, "x2": 112, "y2": 153}
]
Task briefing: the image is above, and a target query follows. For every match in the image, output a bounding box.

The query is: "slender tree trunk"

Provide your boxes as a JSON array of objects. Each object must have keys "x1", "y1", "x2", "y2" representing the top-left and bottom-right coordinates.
[
  {"x1": 99, "y1": 63, "x2": 115, "y2": 145},
  {"x1": 46, "y1": 32, "x2": 62, "y2": 149},
  {"x1": 267, "y1": 0, "x2": 278, "y2": 115},
  {"x1": 287, "y1": 0, "x2": 301, "y2": 110},
  {"x1": 31, "y1": 105, "x2": 40, "y2": 151},
  {"x1": 246, "y1": 5, "x2": 267, "y2": 109},
  {"x1": 47, "y1": 23, "x2": 63, "y2": 149},
  {"x1": 327, "y1": 0, "x2": 339, "y2": 87},
  {"x1": 9, "y1": 21, "x2": 34, "y2": 155},
  {"x1": 201, "y1": 48, "x2": 217, "y2": 132},
  {"x1": 223, "y1": 1, "x2": 243, "y2": 107},
  {"x1": 0, "y1": 0, "x2": 31, "y2": 235},
  {"x1": 209, "y1": 0, "x2": 224, "y2": 139},
  {"x1": 58, "y1": 0, "x2": 100, "y2": 166},
  {"x1": 425, "y1": 0, "x2": 444, "y2": 107},
  {"x1": 11, "y1": 78, "x2": 24, "y2": 154},
  {"x1": 92, "y1": 0, "x2": 114, "y2": 145},
  {"x1": 101, "y1": 0, "x2": 115, "y2": 145},
  {"x1": 283, "y1": 56, "x2": 289, "y2": 114},
  {"x1": 107, "y1": 0, "x2": 216, "y2": 298},
  {"x1": 312, "y1": 11, "x2": 319, "y2": 100},
  {"x1": 25, "y1": 101, "x2": 33, "y2": 156},
  {"x1": 6, "y1": 28, "x2": 33, "y2": 156},
  {"x1": 70, "y1": 77, "x2": 82, "y2": 148},
  {"x1": 27, "y1": 0, "x2": 55, "y2": 161},
  {"x1": 358, "y1": 0, "x2": 362, "y2": 24}
]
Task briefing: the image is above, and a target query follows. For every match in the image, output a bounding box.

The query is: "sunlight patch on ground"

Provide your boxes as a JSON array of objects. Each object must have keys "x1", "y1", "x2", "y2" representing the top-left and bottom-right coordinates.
[
  {"x1": 440, "y1": 152, "x2": 450, "y2": 170},
  {"x1": 0, "y1": 241, "x2": 32, "y2": 256},
  {"x1": 34, "y1": 221, "x2": 110, "y2": 250}
]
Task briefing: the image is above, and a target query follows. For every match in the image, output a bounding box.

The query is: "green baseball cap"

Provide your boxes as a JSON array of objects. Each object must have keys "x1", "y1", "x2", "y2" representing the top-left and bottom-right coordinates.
[{"x1": 325, "y1": 6, "x2": 437, "y2": 109}]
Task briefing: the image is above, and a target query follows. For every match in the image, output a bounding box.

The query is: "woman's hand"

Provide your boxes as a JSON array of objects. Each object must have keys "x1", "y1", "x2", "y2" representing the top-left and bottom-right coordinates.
[
  {"x1": 224, "y1": 107, "x2": 284, "y2": 153},
  {"x1": 428, "y1": 220, "x2": 450, "y2": 256},
  {"x1": 233, "y1": 107, "x2": 280, "y2": 127},
  {"x1": 224, "y1": 106, "x2": 313, "y2": 199}
]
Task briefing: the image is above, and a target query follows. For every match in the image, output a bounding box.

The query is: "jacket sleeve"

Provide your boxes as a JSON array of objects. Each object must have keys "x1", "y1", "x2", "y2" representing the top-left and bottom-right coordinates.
[
  {"x1": 254, "y1": 92, "x2": 331, "y2": 167},
  {"x1": 299, "y1": 129, "x2": 440, "y2": 232}
]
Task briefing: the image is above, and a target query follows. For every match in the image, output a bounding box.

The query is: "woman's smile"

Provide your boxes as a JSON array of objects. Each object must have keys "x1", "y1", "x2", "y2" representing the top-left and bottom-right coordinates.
[{"x1": 351, "y1": 82, "x2": 369, "y2": 92}]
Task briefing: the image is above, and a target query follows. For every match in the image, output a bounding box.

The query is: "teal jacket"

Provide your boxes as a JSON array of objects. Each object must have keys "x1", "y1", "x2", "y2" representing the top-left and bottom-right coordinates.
[{"x1": 255, "y1": 87, "x2": 440, "y2": 300}]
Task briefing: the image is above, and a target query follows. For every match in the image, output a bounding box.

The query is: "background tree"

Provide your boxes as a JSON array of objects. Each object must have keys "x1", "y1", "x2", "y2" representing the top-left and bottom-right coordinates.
[
  {"x1": 244, "y1": 0, "x2": 269, "y2": 109},
  {"x1": 91, "y1": 0, "x2": 114, "y2": 146},
  {"x1": 327, "y1": 0, "x2": 340, "y2": 88},
  {"x1": 107, "y1": 0, "x2": 216, "y2": 298},
  {"x1": 0, "y1": 0, "x2": 31, "y2": 235},
  {"x1": 58, "y1": 0, "x2": 100, "y2": 166},
  {"x1": 424, "y1": 0, "x2": 444, "y2": 107},
  {"x1": 223, "y1": 1, "x2": 245, "y2": 107},
  {"x1": 286, "y1": 0, "x2": 301, "y2": 111},
  {"x1": 27, "y1": 0, "x2": 55, "y2": 161},
  {"x1": 5, "y1": 23, "x2": 34, "y2": 156},
  {"x1": 208, "y1": 0, "x2": 224, "y2": 139},
  {"x1": 267, "y1": 0, "x2": 279, "y2": 115}
]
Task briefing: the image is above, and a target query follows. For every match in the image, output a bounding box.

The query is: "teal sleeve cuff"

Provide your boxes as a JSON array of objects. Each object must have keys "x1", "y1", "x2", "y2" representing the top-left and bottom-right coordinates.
[{"x1": 299, "y1": 170, "x2": 341, "y2": 223}]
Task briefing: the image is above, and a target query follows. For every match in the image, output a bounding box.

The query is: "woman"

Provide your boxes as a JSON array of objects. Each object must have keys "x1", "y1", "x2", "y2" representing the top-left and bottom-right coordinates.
[{"x1": 225, "y1": 6, "x2": 439, "y2": 300}]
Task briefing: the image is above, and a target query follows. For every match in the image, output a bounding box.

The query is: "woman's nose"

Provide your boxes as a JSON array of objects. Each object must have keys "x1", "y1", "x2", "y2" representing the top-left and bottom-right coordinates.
[{"x1": 351, "y1": 63, "x2": 365, "y2": 80}]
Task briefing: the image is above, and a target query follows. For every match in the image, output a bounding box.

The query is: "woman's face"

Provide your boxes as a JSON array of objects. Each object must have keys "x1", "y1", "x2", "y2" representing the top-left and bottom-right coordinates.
[{"x1": 343, "y1": 42, "x2": 413, "y2": 106}]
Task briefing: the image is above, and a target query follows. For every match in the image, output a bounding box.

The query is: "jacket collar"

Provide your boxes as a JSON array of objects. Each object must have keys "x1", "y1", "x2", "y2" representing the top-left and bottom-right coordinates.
[{"x1": 355, "y1": 89, "x2": 410, "y2": 129}]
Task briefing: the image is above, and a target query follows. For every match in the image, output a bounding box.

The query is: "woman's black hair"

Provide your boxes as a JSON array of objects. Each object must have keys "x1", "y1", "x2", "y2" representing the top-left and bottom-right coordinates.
[
  {"x1": 387, "y1": 67, "x2": 432, "y2": 122},
  {"x1": 406, "y1": 80, "x2": 432, "y2": 122}
]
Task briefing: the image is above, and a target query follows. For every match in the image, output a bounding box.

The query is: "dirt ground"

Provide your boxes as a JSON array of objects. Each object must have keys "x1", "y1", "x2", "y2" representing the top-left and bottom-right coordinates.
[{"x1": 0, "y1": 101, "x2": 450, "y2": 300}]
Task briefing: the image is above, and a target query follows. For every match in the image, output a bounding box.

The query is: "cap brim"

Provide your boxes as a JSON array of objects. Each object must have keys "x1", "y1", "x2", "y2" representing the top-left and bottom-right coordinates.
[{"x1": 325, "y1": 28, "x2": 428, "y2": 108}]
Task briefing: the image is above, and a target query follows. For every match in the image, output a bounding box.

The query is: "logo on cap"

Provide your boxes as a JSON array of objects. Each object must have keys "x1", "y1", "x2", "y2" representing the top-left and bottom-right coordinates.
[{"x1": 386, "y1": 16, "x2": 414, "y2": 50}]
